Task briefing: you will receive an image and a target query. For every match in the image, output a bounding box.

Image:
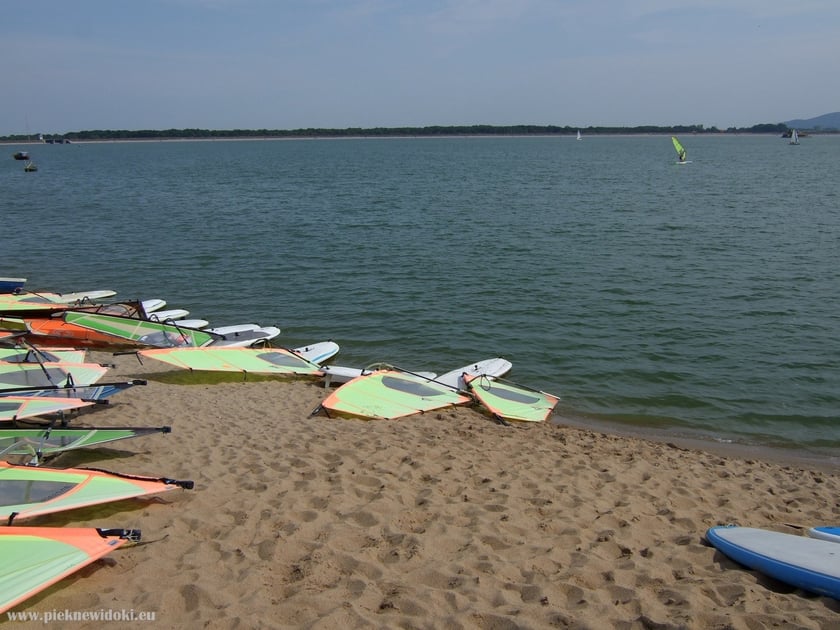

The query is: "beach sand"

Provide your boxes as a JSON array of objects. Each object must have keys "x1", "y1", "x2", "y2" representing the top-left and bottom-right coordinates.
[{"x1": 9, "y1": 352, "x2": 840, "y2": 629}]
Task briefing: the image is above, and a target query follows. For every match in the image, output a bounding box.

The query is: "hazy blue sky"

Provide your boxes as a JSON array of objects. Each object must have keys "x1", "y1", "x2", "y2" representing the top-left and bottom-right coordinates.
[{"x1": 2, "y1": 0, "x2": 837, "y2": 135}]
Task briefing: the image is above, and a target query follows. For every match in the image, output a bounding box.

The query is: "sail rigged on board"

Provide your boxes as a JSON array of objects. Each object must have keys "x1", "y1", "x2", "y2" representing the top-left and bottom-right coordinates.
[
  {"x1": 671, "y1": 136, "x2": 687, "y2": 162},
  {"x1": 790, "y1": 129, "x2": 800, "y2": 145}
]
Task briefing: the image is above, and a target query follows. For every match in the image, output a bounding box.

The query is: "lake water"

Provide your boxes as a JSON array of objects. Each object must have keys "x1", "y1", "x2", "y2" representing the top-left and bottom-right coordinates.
[{"x1": 3, "y1": 134, "x2": 839, "y2": 461}]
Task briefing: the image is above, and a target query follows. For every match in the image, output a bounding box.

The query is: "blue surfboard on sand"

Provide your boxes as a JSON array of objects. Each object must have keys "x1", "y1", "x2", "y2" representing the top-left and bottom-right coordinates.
[{"x1": 706, "y1": 526, "x2": 840, "y2": 600}]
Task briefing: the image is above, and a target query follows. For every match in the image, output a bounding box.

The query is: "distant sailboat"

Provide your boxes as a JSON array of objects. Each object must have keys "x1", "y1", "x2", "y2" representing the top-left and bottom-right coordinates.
[
  {"x1": 790, "y1": 129, "x2": 800, "y2": 145},
  {"x1": 671, "y1": 136, "x2": 689, "y2": 164},
  {"x1": 576, "y1": 130, "x2": 582, "y2": 141}
]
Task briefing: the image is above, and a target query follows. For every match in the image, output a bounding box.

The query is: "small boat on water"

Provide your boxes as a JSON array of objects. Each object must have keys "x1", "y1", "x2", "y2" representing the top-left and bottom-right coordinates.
[
  {"x1": 12, "y1": 151, "x2": 28, "y2": 160},
  {"x1": 23, "y1": 161, "x2": 37, "y2": 172},
  {"x1": 790, "y1": 129, "x2": 800, "y2": 145}
]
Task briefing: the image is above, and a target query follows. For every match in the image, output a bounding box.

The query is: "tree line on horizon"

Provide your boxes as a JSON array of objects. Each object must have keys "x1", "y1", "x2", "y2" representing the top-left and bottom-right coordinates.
[{"x1": 2, "y1": 122, "x2": 795, "y2": 143}]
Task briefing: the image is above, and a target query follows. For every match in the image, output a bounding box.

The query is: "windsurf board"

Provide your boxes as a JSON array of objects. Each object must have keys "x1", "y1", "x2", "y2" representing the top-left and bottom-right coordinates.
[
  {"x1": 706, "y1": 525, "x2": 840, "y2": 599},
  {"x1": 206, "y1": 324, "x2": 262, "y2": 335},
  {"x1": 141, "y1": 299, "x2": 166, "y2": 313},
  {"x1": 210, "y1": 326, "x2": 281, "y2": 347},
  {"x1": 166, "y1": 318, "x2": 209, "y2": 329},
  {"x1": 434, "y1": 357, "x2": 513, "y2": 390},
  {"x1": 292, "y1": 341, "x2": 340, "y2": 365},
  {"x1": 148, "y1": 308, "x2": 190, "y2": 322},
  {"x1": 808, "y1": 527, "x2": 840, "y2": 544}
]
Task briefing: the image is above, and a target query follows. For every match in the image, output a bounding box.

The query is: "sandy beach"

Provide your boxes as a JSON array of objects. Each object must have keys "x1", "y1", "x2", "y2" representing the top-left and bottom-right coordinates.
[{"x1": 8, "y1": 351, "x2": 839, "y2": 629}]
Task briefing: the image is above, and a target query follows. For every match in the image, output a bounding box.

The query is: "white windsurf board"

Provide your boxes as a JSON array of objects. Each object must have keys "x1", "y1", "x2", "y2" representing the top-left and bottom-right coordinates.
[
  {"x1": 434, "y1": 357, "x2": 513, "y2": 390},
  {"x1": 141, "y1": 299, "x2": 166, "y2": 313},
  {"x1": 206, "y1": 324, "x2": 262, "y2": 336},
  {"x1": 292, "y1": 341, "x2": 340, "y2": 365},
  {"x1": 148, "y1": 309, "x2": 190, "y2": 322},
  {"x1": 808, "y1": 527, "x2": 840, "y2": 544},
  {"x1": 167, "y1": 319, "x2": 209, "y2": 329},
  {"x1": 210, "y1": 326, "x2": 281, "y2": 348}
]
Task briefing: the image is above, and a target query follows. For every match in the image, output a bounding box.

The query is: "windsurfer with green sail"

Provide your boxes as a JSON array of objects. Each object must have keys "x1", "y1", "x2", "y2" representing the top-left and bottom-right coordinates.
[{"x1": 672, "y1": 136, "x2": 687, "y2": 163}]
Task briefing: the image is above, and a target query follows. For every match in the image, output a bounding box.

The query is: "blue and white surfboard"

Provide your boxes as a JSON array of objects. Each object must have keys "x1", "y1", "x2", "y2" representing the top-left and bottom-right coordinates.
[{"x1": 706, "y1": 526, "x2": 840, "y2": 600}]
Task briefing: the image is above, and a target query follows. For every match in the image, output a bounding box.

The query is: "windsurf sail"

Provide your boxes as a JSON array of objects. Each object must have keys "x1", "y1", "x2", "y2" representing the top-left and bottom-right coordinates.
[
  {"x1": 0, "y1": 461, "x2": 193, "y2": 524},
  {"x1": 0, "y1": 362, "x2": 109, "y2": 392},
  {"x1": 0, "y1": 526, "x2": 139, "y2": 614},
  {"x1": 671, "y1": 136, "x2": 687, "y2": 162},
  {"x1": 464, "y1": 375, "x2": 559, "y2": 423},
  {"x1": 63, "y1": 311, "x2": 220, "y2": 348},
  {"x1": 0, "y1": 426, "x2": 171, "y2": 463},
  {"x1": 319, "y1": 369, "x2": 471, "y2": 420},
  {"x1": 139, "y1": 346, "x2": 323, "y2": 376},
  {"x1": 0, "y1": 396, "x2": 96, "y2": 422},
  {"x1": 0, "y1": 317, "x2": 29, "y2": 333},
  {"x1": 0, "y1": 347, "x2": 87, "y2": 364},
  {"x1": 0, "y1": 379, "x2": 147, "y2": 401},
  {"x1": 790, "y1": 129, "x2": 800, "y2": 145}
]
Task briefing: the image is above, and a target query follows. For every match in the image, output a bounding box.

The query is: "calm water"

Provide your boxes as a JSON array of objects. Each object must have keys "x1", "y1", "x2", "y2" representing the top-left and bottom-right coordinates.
[{"x1": 3, "y1": 135, "x2": 839, "y2": 458}]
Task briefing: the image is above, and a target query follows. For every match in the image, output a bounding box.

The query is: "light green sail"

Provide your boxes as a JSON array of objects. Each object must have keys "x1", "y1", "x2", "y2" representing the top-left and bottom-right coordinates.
[
  {"x1": 0, "y1": 348, "x2": 87, "y2": 364},
  {"x1": 0, "y1": 396, "x2": 95, "y2": 422},
  {"x1": 0, "y1": 426, "x2": 171, "y2": 458},
  {"x1": 321, "y1": 370, "x2": 471, "y2": 420},
  {"x1": 465, "y1": 375, "x2": 559, "y2": 423},
  {"x1": 64, "y1": 311, "x2": 217, "y2": 348},
  {"x1": 139, "y1": 347, "x2": 323, "y2": 375},
  {"x1": 0, "y1": 460, "x2": 192, "y2": 523},
  {"x1": 0, "y1": 527, "x2": 139, "y2": 614},
  {"x1": 671, "y1": 136, "x2": 686, "y2": 162},
  {"x1": 0, "y1": 363, "x2": 109, "y2": 391}
]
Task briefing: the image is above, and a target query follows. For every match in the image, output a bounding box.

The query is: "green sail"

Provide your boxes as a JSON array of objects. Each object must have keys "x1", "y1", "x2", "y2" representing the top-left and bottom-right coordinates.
[
  {"x1": 64, "y1": 311, "x2": 217, "y2": 348},
  {"x1": 0, "y1": 460, "x2": 192, "y2": 523},
  {"x1": 321, "y1": 370, "x2": 471, "y2": 420},
  {"x1": 671, "y1": 136, "x2": 686, "y2": 161},
  {"x1": 139, "y1": 347, "x2": 323, "y2": 375},
  {"x1": 0, "y1": 426, "x2": 171, "y2": 457},
  {"x1": 0, "y1": 527, "x2": 139, "y2": 614}
]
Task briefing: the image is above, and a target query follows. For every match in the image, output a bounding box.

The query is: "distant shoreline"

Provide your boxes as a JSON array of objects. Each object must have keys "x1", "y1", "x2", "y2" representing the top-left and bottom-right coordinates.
[
  {"x1": 4, "y1": 131, "x2": 826, "y2": 146},
  {"x1": 7, "y1": 121, "x2": 830, "y2": 143}
]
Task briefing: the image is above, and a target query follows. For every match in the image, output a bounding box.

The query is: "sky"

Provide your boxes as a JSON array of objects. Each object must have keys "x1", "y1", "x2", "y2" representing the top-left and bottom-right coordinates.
[{"x1": 1, "y1": 0, "x2": 838, "y2": 135}]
